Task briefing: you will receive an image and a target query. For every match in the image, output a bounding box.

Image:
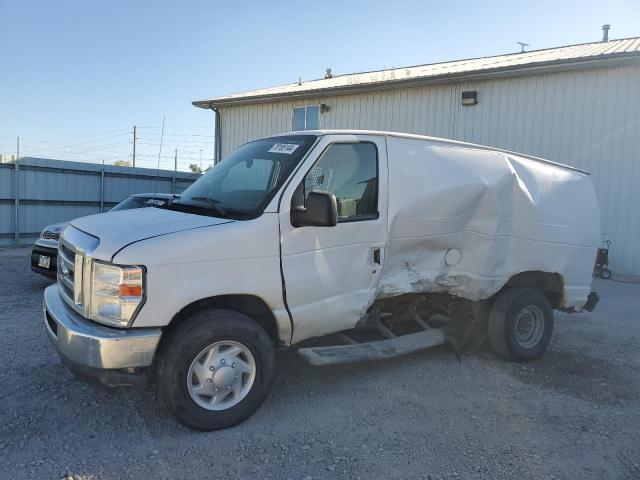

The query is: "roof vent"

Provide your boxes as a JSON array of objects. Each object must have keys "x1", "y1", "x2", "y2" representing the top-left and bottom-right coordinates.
[
  {"x1": 602, "y1": 24, "x2": 611, "y2": 42},
  {"x1": 325, "y1": 68, "x2": 333, "y2": 79}
]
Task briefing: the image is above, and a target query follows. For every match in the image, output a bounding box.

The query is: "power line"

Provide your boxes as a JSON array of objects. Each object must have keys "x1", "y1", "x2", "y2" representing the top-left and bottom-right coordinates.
[
  {"x1": 157, "y1": 116, "x2": 166, "y2": 171},
  {"x1": 136, "y1": 138, "x2": 214, "y2": 145},
  {"x1": 24, "y1": 141, "x2": 132, "y2": 157},
  {"x1": 32, "y1": 140, "x2": 132, "y2": 154},
  {"x1": 26, "y1": 151, "x2": 132, "y2": 161},
  {"x1": 29, "y1": 132, "x2": 132, "y2": 149},
  {"x1": 135, "y1": 143, "x2": 213, "y2": 155},
  {"x1": 134, "y1": 152, "x2": 213, "y2": 162},
  {"x1": 47, "y1": 128, "x2": 131, "y2": 141},
  {"x1": 12, "y1": 133, "x2": 132, "y2": 153},
  {"x1": 0, "y1": 128, "x2": 130, "y2": 142},
  {"x1": 136, "y1": 125, "x2": 213, "y2": 129},
  {"x1": 4, "y1": 125, "x2": 215, "y2": 173},
  {"x1": 139, "y1": 132, "x2": 215, "y2": 138},
  {"x1": 132, "y1": 125, "x2": 137, "y2": 168}
]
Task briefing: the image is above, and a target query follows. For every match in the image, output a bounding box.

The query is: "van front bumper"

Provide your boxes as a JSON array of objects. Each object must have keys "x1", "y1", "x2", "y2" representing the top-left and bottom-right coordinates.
[{"x1": 43, "y1": 285, "x2": 162, "y2": 386}]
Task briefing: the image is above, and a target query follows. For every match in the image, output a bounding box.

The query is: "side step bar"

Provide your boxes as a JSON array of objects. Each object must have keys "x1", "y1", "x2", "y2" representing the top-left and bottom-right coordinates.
[{"x1": 298, "y1": 327, "x2": 445, "y2": 366}]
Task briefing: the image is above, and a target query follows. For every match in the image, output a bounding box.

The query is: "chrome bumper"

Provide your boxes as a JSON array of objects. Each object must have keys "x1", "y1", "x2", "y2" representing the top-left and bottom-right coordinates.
[{"x1": 43, "y1": 284, "x2": 162, "y2": 370}]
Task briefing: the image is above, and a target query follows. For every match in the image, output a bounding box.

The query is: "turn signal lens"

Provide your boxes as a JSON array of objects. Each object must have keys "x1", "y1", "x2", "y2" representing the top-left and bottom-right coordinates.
[
  {"x1": 119, "y1": 284, "x2": 142, "y2": 297},
  {"x1": 90, "y1": 262, "x2": 144, "y2": 327}
]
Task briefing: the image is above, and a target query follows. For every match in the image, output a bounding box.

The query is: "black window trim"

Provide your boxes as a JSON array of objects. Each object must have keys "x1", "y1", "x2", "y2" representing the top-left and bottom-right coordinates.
[{"x1": 298, "y1": 140, "x2": 380, "y2": 224}]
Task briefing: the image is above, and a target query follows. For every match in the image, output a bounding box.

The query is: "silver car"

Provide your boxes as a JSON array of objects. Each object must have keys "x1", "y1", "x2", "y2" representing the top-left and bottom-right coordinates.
[{"x1": 31, "y1": 193, "x2": 176, "y2": 277}]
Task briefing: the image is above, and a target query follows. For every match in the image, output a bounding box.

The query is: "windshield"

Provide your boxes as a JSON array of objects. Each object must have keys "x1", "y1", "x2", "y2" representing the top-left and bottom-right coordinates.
[
  {"x1": 173, "y1": 135, "x2": 316, "y2": 219},
  {"x1": 110, "y1": 196, "x2": 169, "y2": 211}
]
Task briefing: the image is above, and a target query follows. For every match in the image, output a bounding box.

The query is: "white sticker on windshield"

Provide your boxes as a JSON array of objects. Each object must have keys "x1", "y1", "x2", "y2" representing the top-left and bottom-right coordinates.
[{"x1": 268, "y1": 143, "x2": 300, "y2": 154}]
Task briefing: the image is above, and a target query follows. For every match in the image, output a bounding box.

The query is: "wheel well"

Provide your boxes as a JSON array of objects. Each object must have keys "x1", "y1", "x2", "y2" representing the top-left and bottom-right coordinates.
[
  {"x1": 164, "y1": 295, "x2": 281, "y2": 346},
  {"x1": 502, "y1": 271, "x2": 564, "y2": 308}
]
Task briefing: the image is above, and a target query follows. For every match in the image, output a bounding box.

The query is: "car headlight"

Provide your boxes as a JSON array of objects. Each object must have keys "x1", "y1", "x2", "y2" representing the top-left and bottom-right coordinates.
[{"x1": 90, "y1": 261, "x2": 144, "y2": 327}]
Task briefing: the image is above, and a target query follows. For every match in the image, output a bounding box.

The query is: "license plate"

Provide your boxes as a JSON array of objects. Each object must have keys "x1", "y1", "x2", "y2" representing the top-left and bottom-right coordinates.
[{"x1": 38, "y1": 255, "x2": 51, "y2": 269}]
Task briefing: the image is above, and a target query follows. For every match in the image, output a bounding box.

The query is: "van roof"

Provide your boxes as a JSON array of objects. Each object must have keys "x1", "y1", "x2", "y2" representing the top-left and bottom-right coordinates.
[{"x1": 274, "y1": 129, "x2": 590, "y2": 175}]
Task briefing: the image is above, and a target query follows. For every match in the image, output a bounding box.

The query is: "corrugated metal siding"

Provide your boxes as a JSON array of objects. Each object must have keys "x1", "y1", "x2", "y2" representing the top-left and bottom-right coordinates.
[
  {"x1": 0, "y1": 158, "x2": 198, "y2": 247},
  {"x1": 219, "y1": 64, "x2": 640, "y2": 275}
]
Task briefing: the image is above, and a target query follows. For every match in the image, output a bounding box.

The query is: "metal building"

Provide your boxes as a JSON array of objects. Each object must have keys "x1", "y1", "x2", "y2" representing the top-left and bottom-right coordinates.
[
  {"x1": 194, "y1": 36, "x2": 640, "y2": 275},
  {"x1": 0, "y1": 157, "x2": 197, "y2": 247}
]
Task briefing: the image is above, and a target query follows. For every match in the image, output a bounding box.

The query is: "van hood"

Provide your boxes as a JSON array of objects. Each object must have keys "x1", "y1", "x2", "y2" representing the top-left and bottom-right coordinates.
[{"x1": 69, "y1": 207, "x2": 233, "y2": 260}]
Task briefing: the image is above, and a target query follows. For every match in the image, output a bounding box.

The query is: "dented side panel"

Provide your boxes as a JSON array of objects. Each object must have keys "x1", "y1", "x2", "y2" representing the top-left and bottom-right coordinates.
[{"x1": 379, "y1": 137, "x2": 601, "y2": 308}]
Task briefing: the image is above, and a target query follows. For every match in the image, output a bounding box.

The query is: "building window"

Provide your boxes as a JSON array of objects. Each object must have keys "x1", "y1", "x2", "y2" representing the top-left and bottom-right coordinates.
[
  {"x1": 303, "y1": 142, "x2": 378, "y2": 221},
  {"x1": 292, "y1": 105, "x2": 320, "y2": 131}
]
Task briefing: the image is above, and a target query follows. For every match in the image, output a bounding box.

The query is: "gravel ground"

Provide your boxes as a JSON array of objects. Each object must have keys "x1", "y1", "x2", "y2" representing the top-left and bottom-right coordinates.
[{"x1": 1, "y1": 247, "x2": 639, "y2": 480}]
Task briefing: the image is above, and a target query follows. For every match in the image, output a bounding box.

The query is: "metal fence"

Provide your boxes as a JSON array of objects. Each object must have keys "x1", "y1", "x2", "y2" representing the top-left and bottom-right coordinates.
[{"x1": 0, "y1": 157, "x2": 198, "y2": 247}]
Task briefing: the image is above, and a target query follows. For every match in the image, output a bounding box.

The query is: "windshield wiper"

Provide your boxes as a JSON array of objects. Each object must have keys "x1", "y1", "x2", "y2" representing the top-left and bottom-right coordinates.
[{"x1": 185, "y1": 195, "x2": 228, "y2": 216}]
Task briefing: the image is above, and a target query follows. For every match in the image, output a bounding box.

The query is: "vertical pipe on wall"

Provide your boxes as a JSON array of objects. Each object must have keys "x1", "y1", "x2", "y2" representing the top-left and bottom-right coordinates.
[
  {"x1": 210, "y1": 104, "x2": 221, "y2": 164},
  {"x1": 13, "y1": 158, "x2": 19, "y2": 247},
  {"x1": 13, "y1": 136, "x2": 20, "y2": 247},
  {"x1": 100, "y1": 169, "x2": 105, "y2": 212}
]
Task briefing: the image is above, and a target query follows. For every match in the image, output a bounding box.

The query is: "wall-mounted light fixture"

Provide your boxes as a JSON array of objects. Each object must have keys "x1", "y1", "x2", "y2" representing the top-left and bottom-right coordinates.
[
  {"x1": 320, "y1": 103, "x2": 330, "y2": 113},
  {"x1": 461, "y1": 91, "x2": 478, "y2": 106}
]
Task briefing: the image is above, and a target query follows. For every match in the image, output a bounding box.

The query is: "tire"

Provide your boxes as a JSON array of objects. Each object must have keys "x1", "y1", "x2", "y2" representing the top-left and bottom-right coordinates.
[
  {"x1": 156, "y1": 309, "x2": 276, "y2": 431},
  {"x1": 488, "y1": 288, "x2": 553, "y2": 362}
]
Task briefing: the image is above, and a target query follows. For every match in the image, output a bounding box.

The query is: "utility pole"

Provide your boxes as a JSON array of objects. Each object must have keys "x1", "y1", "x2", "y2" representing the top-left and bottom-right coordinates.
[
  {"x1": 132, "y1": 125, "x2": 137, "y2": 167},
  {"x1": 174, "y1": 148, "x2": 178, "y2": 171},
  {"x1": 199, "y1": 149, "x2": 203, "y2": 172}
]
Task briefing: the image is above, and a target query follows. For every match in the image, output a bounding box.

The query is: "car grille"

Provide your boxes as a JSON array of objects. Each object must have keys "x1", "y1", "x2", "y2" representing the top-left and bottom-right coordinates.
[
  {"x1": 56, "y1": 227, "x2": 99, "y2": 318},
  {"x1": 57, "y1": 242, "x2": 76, "y2": 305},
  {"x1": 43, "y1": 231, "x2": 60, "y2": 240}
]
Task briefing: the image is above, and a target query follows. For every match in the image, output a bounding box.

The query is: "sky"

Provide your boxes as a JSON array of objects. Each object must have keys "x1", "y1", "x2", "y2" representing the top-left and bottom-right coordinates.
[{"x1": 1, "y1": 0, "x2": 639, "y2": 171}]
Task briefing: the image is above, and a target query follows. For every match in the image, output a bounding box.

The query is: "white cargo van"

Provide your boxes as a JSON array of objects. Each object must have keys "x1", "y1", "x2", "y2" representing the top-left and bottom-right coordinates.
[{"x1": 43, "y1": 131, "x2": 600, "y2": 430}]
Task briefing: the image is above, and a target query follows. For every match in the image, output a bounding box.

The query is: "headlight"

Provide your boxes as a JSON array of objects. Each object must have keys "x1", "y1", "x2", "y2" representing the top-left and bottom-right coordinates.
[{"x1": 90, "y1": 261, "x2": 144, "y2": 327}]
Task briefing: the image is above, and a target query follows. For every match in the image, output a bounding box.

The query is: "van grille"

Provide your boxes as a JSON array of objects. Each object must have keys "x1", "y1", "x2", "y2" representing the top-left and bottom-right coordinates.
[
  {"x1": 57, "y1": 241, "x2": 77, "y2": 307},
  {"x1": 57, "y1": 240, "x2": 89, "y2": 316},
  {"x1": 56, "y1": 226, "x2": 99, "y2": 318}
]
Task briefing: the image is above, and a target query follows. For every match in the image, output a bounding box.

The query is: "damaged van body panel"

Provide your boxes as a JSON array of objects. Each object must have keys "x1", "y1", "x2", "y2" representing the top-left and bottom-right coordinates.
[{"x1": 378, "y1": 136, "x2": 600, "y2": 309}]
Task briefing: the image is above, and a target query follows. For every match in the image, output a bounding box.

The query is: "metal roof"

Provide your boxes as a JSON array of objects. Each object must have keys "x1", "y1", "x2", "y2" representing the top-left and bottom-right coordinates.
[{"x1": 194, "y1": 37, "x2": 640, "y2": 108}]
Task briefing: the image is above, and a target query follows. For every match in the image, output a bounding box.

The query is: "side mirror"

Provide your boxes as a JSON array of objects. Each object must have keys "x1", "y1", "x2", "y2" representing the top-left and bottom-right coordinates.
[{"x1": 291, "y1": 191, "x2": 338, "y2": 227}]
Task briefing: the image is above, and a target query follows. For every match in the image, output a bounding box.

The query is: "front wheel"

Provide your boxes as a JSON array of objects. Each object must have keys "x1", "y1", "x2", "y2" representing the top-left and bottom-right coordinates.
[
  {"x1": 156, "y1": 309, "x2": 276, "y2": 431},
  {"x1": 488, "y1": 288, "x2": 553, "y2": 362}
]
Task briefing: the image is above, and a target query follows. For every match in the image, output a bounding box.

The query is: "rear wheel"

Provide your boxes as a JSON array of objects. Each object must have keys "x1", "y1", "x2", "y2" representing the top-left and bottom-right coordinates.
[
  {"x1": 156, "y1": 309, "x2": 276, "y2": 431},
  {"x1": 488, "y1": 288, "x2": 553, "y2": 362}
]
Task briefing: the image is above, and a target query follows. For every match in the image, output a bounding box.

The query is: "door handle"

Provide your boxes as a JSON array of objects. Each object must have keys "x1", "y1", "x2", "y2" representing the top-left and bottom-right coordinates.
[{"x1": 373, "y1": 248, "x2": 381, "y2": 265}]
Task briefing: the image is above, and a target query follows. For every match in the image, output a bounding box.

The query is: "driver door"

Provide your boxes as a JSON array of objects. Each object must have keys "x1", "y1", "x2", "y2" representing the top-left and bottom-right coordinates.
[{"x1": 279, "y1": 134, "x2": 388, "y2": 343}]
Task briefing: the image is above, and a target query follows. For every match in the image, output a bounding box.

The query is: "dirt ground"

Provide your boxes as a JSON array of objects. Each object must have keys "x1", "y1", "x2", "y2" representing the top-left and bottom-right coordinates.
[{"x1": 1, "y1": 247, "x2": 639, "y2": 480}]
